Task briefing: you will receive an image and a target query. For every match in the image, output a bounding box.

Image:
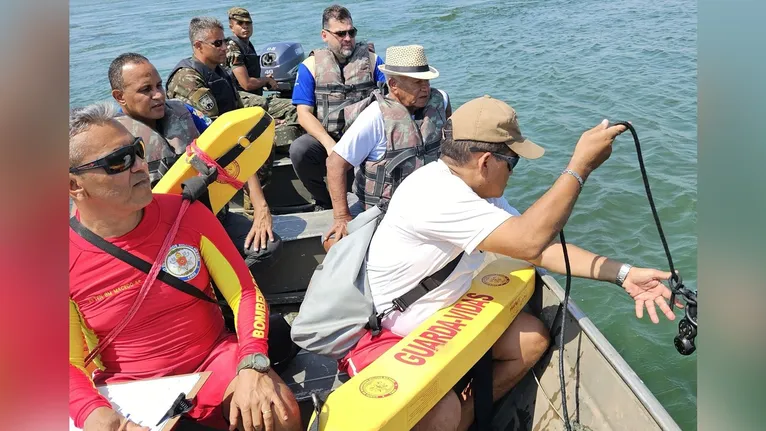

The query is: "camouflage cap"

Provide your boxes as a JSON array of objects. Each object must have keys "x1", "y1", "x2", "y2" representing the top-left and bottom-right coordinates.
[{"x1": 228, "y1": 7, "x2": 252, "y2": 22}]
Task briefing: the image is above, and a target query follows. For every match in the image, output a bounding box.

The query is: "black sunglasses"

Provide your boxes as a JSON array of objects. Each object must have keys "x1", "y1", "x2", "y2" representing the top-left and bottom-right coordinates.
[
  {"x1": 323, "y1": 27, "x2": 357, "y2": 38},
  {"x1": 69, "y1": 137, "x2": 146, "y2": 175},
  {"x1": 469, "y1": 146, "x2": 520, "y2": 170},
  {"x1": 202, "y1": 39, "x2": 226, "y2": 48}
]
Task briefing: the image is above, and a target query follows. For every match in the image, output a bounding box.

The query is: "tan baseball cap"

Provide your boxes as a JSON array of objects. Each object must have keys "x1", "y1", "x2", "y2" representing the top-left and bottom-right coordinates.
[
  {"x1": 451, "y1": 95, "x2": 544, "y2": 159},
  {"x1": 228, "y1": 7, "x2": 252, "y2": 22}
]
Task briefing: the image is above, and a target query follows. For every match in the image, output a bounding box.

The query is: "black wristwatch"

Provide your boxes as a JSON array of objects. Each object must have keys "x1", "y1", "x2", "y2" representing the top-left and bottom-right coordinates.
[{"x1": 237, "y1": 353, "x2": 271, "y2": 374}]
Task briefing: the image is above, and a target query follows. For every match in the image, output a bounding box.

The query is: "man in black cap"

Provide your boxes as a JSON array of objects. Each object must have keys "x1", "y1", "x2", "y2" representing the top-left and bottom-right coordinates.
[{"x1": 225, "y1": 7, "x2": 300, "y2": 144}]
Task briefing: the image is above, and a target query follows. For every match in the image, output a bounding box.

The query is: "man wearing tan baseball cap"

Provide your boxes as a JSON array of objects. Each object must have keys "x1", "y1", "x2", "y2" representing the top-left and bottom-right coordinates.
[
  {"x1": 449, "y1": 94, "x2": 545, "y2": 159},
  {"x1": 340, "y1": 95, "x2": 679, "y2": 429}
]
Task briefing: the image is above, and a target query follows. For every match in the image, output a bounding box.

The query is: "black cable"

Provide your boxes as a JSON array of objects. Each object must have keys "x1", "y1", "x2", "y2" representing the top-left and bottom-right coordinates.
[
  {"x1": 611, "y1": 122, "x2": 677, "y2": 280},
  {"x1": 558, "y1": 230, "x2": 573, "y2": 431},
  {"x1": 555, "y1": 122, "x2": 689, "y2": 430}
]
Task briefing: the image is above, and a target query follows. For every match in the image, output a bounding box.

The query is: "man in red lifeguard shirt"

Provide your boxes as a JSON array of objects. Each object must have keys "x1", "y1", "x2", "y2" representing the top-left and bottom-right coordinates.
[{"x1": 68, "y1": 102, "x2": 301, "y2": 431}]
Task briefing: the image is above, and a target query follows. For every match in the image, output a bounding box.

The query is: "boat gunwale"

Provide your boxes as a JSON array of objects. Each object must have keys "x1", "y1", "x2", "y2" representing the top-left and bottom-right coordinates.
[{"x1": 538, "y1": 271, "x2": 683, "y2": 431}]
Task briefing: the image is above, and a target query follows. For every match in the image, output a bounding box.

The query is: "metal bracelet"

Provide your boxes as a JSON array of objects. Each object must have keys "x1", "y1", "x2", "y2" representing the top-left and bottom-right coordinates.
[
  {"x1": 562, "y1": 169, "x2": 584, "y2": 190},
  {"x1": 615, "y1": 263, "x2": 633, "y2": 287}
]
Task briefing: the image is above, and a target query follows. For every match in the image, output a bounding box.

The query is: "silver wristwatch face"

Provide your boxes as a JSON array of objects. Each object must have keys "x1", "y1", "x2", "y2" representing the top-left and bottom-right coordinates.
[{"x1": 253, "y1": 353, "x2": 270, "y2": 371}]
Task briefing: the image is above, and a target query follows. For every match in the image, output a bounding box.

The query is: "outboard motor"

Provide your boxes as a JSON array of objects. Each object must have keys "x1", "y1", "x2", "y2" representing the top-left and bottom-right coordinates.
[{"x1": 258, "y1": 42, "x2": 306, "y2": 99}]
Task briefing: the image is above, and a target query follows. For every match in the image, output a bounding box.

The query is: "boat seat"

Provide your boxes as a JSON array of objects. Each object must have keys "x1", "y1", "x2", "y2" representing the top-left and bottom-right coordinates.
[
  {"x1": 308, "y1": 257, "x2": 536, "y2": 431},
  {"x1": 248, "y1": 208, "x2": 334, "y2": 305},
  {"x1": 280, "y1": 348, "x2": 350, "y2": 402}
]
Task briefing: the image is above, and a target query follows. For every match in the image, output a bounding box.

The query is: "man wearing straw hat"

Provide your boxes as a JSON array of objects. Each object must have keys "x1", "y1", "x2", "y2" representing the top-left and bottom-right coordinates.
[{"x1": 324, "y1": 44, "x2": 452, "y2": 244}]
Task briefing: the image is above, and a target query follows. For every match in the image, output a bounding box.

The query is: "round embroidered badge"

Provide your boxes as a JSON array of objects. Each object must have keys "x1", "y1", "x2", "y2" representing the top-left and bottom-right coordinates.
[{"x1": 162, "y1": 244, "x2": 201, "y2": 281}]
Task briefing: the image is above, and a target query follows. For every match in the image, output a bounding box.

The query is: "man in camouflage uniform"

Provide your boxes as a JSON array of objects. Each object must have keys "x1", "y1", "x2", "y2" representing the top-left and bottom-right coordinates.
[
  {"x1": 324, "y1": 45, "x2": 451, "y2": 243},
  {"x1": 225, "y1": 7, "x2": 302, "y2": 151},
  {"x1": 165, "y1": 18, "x2": 281, "y2": 249},
  {"x1": 166, "y1": 16, "x2": 275, "y2": 195}
]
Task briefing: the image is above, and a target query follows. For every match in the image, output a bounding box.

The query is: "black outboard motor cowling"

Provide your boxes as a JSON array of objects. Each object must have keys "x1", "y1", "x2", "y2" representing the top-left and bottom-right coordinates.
[{"x1": 258, "y1": 42, "x2": 306, "y2": 99}]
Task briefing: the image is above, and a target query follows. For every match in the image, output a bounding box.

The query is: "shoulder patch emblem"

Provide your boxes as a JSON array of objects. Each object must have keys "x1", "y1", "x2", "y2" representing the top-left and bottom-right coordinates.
[
  {"x1": 162, "y1": 244, "x2": 202, "y2": 281},
  {"x1": 199, "y1": 93, "x2": 215, "y2": 112}
]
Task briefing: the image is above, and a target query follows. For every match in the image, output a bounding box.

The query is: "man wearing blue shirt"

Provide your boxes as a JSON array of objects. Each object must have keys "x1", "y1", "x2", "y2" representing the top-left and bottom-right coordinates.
[{"x1": 289, "y1": 4, "x2": 386, "y2": 210}]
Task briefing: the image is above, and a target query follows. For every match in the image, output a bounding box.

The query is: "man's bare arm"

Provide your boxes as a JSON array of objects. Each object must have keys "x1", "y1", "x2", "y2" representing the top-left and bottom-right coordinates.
[
  {"x1": 479, "y1": 121, "x2": 628, "y2": 261},
  {"x1": 231, "y1": 67, "x2": 276, "y2": 92},
  {"x1": 327, "y1": 152, "x2": 354, "y2": 219},
  {"x1": 478, "y1": 173, "x2": 584, "y2": 261},
  {"x1": 296, "y1": 105, "x2": 336, "y2": 154},
  {"x1": 528, "y1": 242, "x2": 623, "y2": 283}
]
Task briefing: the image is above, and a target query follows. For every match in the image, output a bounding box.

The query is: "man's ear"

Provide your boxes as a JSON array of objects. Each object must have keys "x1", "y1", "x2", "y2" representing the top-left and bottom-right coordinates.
[
  {"x1": 112, "y1": 89, "x2": 126, "y2": 106},
  {"x1": 478, "y1": 152, "x2": 492, "y2": 170},
  {"x1": 69, "y1": 174, "x2": 87, "y2": 202}
]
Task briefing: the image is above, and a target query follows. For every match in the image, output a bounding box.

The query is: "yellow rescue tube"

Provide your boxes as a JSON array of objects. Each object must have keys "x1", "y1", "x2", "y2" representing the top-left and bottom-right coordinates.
[
  {"x1": 153, "y1": 107, "x2": 274, "y2": 214},
  {"x1": 309, "y1": 257, "x2": 536, "y2": 430}
]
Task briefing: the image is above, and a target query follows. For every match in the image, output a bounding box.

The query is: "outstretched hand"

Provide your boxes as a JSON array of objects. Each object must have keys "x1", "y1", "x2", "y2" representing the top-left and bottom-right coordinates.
[{"x1": 622, "y1": 267, "x2": 684, "y2": 323}]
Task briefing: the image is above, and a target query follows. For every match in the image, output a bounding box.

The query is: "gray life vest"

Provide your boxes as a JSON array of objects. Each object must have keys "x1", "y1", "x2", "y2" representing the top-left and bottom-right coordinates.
[
  {"x1": 355, "y1": 89, "x2": 447, "y2": 209},
  {"x1": 313, "y1": 42, "x2": 380, "y2": 139}
]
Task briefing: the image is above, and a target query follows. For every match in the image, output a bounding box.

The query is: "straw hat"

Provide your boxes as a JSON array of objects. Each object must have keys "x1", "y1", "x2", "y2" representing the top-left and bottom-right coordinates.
[{"x1": 379, "y1": 45, "x2": 439, "y2": 80}]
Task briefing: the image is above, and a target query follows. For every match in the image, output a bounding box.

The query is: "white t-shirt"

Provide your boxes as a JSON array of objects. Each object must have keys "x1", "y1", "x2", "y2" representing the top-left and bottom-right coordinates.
[
  {"x1": 366, "y1": 159, "x2": 521, "y2": 336},
  {"x1": 332, "y1": 89, "x2": 449, "y2": 166}
]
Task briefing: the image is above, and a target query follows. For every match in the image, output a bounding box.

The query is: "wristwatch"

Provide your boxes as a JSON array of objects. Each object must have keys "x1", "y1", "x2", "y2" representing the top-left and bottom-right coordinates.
[
  {"x1": 615, "y1": 263, "x2": 633, "y2": 287},
  {"x1": 237, "y1": 353, "x2": 271, "y2": 374}
]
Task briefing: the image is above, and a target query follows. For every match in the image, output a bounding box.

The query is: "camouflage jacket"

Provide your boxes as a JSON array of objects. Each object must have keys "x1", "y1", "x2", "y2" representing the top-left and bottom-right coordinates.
[
  {"x1": 226, "y1": 35, "x2": 261, "y2": 95},
  {"x1": 166, "y1": 57, "x2": 243, "y2": 119},
  {"x1": 115, "y1": 99, "x2": 199, "y2": 186},
  {"x1": 355, "y1": 89, "x2": 447, "y2": 209}
]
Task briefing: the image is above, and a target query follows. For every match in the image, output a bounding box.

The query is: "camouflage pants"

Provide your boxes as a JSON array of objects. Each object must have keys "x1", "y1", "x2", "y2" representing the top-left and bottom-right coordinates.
[
  {"x1": 239, "y1": 91, "x2": 305, "y2": 214},
  {"x1": 238, "y1": 91, "x2": 305, "y2": 149}
]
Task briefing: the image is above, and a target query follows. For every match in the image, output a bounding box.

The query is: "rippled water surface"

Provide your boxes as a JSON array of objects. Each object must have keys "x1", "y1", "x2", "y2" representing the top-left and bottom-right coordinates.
[{"x1": 70, "y1": 0, "x2": 697, "y2": 428}]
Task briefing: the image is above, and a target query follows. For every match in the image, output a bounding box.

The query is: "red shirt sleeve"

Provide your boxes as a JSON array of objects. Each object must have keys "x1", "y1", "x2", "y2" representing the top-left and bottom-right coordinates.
[
  {"x1": 191, "y1": 202, "x2": 269, "y2": 362},
  {"x1": 69, "y1": 300, "x2": 111, "y2": 427}
]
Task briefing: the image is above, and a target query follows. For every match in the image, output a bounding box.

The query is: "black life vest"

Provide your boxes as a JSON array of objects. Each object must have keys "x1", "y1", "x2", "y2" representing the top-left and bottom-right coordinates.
[
  {"x1": 227, "y1": 35, "x2": 262, "y2": 95},
  {"x1": 167, "y1": 57, "x2": 239, "y2": 115}
]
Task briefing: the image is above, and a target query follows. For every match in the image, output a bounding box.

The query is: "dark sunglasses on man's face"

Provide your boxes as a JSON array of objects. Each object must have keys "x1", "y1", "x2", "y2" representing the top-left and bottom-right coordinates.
[
  {"x1": 69, "y1": 137, "x2": 146, "y2": 175},
  {"x1": 469, "y1": 146, "x2": 520, "y2": 170},
  {"x1": 202, "y1": 39, "x2": 226, "y2": 48},
  {"x1": 324, "y1": 27, "x2": 357, "y2": 38}
]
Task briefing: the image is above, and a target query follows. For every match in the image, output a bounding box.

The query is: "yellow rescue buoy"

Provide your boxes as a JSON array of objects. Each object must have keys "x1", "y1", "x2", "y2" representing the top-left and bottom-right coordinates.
[
  {"x1": 309, "y1": 257, "x2": 535, "y2": 430},
  {"x1": 153, "y1": 107, "x2": 274, "y2": 213}
]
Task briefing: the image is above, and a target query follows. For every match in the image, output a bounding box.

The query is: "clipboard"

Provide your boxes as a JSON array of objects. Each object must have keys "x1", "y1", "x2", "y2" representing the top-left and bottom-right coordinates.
[{"x1": 69, "y1": 371, "x2": 211, "y2": 431}]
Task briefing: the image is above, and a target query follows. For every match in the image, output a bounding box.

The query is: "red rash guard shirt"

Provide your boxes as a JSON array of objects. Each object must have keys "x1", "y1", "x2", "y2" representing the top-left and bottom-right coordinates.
[{"x1": 68, "y1": 194, "x2": 269, "y2": 427}]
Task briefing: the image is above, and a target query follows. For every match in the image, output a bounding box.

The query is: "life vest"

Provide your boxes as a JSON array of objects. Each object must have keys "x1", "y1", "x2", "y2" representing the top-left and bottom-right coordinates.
[
  {"x1": 115, "y1": 100, "x2": 199, "y2": 186},
  {"x1": 355, "y1": 89, "x2": 447, "y2": 209},
  {"x1": 313, "y1": 42, "x2": 380, "y2": 139},
  {"x1": 227, "y1": 35, "x2": 262, "y2": 95},
  {"x1": 167, "y1": 57, "x2": 240, "y2": 116}
]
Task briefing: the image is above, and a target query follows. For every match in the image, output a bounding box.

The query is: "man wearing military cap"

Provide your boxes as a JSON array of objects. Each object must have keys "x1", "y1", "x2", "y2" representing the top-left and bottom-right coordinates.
[{"x1": 225, "y1": 6, "x2": 302, "y2": 149}]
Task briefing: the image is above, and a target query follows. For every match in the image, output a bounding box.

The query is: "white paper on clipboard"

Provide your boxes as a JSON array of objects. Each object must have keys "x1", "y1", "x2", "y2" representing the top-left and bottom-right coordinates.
[{"x1": 69, "y1": 372, "x2": 207, "y2": 431}]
